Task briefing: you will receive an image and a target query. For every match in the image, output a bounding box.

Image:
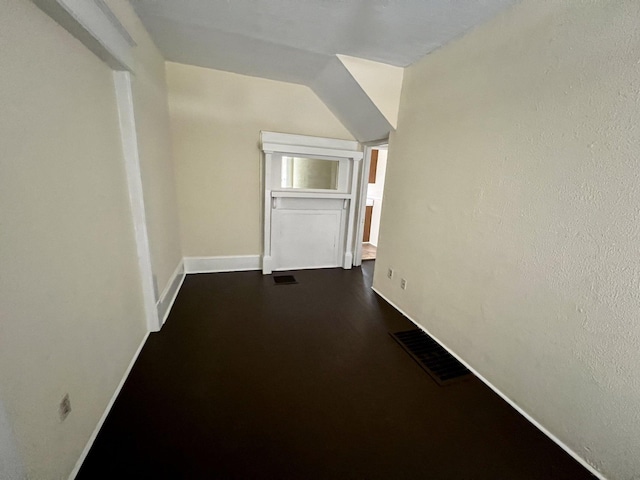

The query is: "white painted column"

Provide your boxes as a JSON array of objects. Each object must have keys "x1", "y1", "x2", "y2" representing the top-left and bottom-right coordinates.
[
  {"x1": 113, "y1": 71, "x2": 160, "y2": 332},
  {"x1": 353, "y1": 146, "x2": 373, "y2": 267},
  {"x1": 262, "y1": 150, "x2": 273, "y2": 274},
  {"x1": 343, "y1": 156, "x2": 361, "y2": 269}
]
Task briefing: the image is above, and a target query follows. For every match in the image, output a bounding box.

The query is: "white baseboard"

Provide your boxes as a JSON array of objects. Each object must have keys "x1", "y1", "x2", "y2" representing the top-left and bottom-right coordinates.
[
  {"x1": 156, "y1": 260, "x2": 185, "y2": 325},
  {"x1": 371, "y1": 286, "x2": 606, "y2": 480},
  {"x1": 262, "y1": 255, "x2": 272, "y2": 275},
  {"x1": 343, "y1": 252, "x2": 353, "y2": 269},
  {"x1": 68, "y1": 331, "x2": 150, "y2": 480},
  {"x1": 184, "y1": 255, "x2": 261, "y2": 274}
]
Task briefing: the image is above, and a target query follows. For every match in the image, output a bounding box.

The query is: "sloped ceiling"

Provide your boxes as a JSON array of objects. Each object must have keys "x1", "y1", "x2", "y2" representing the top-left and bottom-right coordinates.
[
  {"x1": 337, "y1": 54, "x2": 404, "y2": 129},
  {"x1": 132, "y1": 0, "x2": 519, "y2": 142}
]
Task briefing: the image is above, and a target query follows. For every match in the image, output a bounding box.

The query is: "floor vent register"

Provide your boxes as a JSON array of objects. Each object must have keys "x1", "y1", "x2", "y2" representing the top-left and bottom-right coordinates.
[
  {"x1": 390, "y1": 329, "x2": 472, "y2": 386},
  {"x1": 273, "y1": 275, "x2": 298, "y2": 285}
]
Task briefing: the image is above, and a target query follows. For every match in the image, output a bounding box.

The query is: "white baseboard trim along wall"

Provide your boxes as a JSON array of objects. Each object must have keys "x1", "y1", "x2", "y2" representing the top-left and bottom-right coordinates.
[
  {"x1": 69, "y1": 331, "x2": 150, "y2": 480},
  {"x1": 371, "y1": 287, "x2": 606, "y2": 480},
  {"x1": 157, "y1": 260, "x2": 186, "y2": 325},
  {"x1": 183, "y1": 255, "x2": 261, "y2": 274}
]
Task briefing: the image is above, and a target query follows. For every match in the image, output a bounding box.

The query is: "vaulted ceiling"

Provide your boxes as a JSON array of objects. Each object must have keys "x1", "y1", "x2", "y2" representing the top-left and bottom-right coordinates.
[{"x1": 132, "y1": 0, "x2": 519, "y2": 142}]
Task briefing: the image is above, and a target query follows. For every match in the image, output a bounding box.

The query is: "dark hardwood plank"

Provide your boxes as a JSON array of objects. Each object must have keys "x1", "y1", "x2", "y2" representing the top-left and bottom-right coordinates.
[{"x1": 78, "y1": 262, "x2": 594, "y2": 479}]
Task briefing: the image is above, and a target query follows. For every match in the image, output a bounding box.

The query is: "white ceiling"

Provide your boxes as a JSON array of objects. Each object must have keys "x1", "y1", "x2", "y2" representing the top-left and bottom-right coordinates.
[{"x1": 131, "y1": 0, "x2": 519, "y2": 141}]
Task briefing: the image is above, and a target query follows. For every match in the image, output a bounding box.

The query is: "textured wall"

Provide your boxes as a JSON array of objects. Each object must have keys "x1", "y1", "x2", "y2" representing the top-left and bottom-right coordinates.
[
  {"x1": 106, "y1": 0, "x2": 183, "y2": 293},
  {"x1": 0, "y1": 1, "x2": 147, "y2": 477},
  {"x1": 0, "y1": 392, "x2": 24, "y2": 479},
  {"x1": 166, "y1": 62, "x2": 354, "y2": 257},
  {"x1": 374, "y1": 1, "x2": 640, "y2": 478}
]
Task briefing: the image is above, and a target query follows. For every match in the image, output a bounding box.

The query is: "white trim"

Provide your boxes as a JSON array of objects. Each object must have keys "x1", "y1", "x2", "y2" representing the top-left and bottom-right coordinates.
[
  {"x1": 93, "y1": 0, "x2": 136, "y2": 46},
  {"x1": 342, "y1": 150, "x2": 361, "y2": 270},
  {"x1": 263, "y1": 149, "x2": 274, "y2": 275},
  {"x1": 261, "y1": 131, "x2": 362, "y2": 275},
  {"x1": 113, "y1": 71, "x2": 160, "y2": 332},
  {"x1": 32, "y1": 0, "x2": 135, "y2": 71},
  {"x1": 262, "y1": 255, "x2": 274, "y2": 275},
  {"x1": 354, "y1": 141, "x2": 388, "y2": 267},
  {"x1": 271, "y1": 191, "x2": 352, "y2": 199},
  {"x1": 68, "y1": 332, "x2": 150, "y2": 480},
  {"x1": 156, "y1": 260, "x2": 185, "y2": 325},
  {"x1": 342, "y1": 252, "x2": 354, "y2": 269},
  {"x1": 274, "y1": 263, "x2": 340, "y2": 272},
  {"x1": 263, "y1": 143, "x2": 363, "y2": 160},
  {"x1": 371, "y1": 287, "x2": 606, "y2": 480},
  {"x1": 261, "y1": 131, "x2": 359, "y2": 152},
  {"x1": 354, "y1": 145, "x2": 374, "y2": 267},
  {"x1": 184, "y1": 255, "x2": 262, "y2": 274}
]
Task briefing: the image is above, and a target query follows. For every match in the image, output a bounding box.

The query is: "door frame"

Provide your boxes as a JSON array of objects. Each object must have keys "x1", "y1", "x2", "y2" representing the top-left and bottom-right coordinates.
[{"x1": 353, "y1": 139, "x2": 389, "y2": 267}]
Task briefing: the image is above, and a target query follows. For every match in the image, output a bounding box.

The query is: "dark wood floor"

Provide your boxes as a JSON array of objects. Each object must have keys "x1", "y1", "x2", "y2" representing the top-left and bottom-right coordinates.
[{"x1": 78, "y1": 261, "x2": 593, "y2": 479}]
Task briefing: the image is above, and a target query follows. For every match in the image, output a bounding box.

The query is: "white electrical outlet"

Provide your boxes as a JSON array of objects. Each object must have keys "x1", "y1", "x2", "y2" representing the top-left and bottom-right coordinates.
[
  {"x1": 387, "y1": 268, "x2": 394, "y2": 279},
  {"x1": 400, "y1": 278, "x2": 407, "y2": 290}
]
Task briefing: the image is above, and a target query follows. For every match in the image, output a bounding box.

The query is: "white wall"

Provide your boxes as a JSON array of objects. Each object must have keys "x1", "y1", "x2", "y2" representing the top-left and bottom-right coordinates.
[
  {"x1": 366, "y1": 148, "x2": 388, "y2": 246},
  {"x1": 0, "y1": 0, "x2": 183, "y2": 477},
  {"x1": 337, "y1": 55, "x2": 403, "y2": 129},
  {"x1": 105, "y1": 0, "x2": 183, "y2": 294},
  {"x1": 166, "y1": 62, "x2": 354, "y2": 257},
  {"x1": 0, "y1": 393, "x2": 24, "y2": 480},
  {"x1": 374, "y1": 1, "x2": 640, "y2": 478},
  {"x1": 0, "y1": 1, "x2": 148, "y2": 478}
]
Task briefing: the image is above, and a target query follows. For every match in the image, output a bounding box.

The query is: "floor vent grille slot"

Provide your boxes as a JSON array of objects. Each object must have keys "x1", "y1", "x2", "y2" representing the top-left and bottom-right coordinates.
[
  {"x1": 390, "y1": 329, "x2": 472, "y2": 386},
  {"x1": 273, "y1": 275, "x2": 298, "y2": 285}
]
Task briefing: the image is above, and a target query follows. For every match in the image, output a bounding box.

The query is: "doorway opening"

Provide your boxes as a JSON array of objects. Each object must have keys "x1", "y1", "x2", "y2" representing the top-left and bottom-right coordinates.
[{"x1": 361, "y1": 145, "x2": 388, "y2": 262}]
